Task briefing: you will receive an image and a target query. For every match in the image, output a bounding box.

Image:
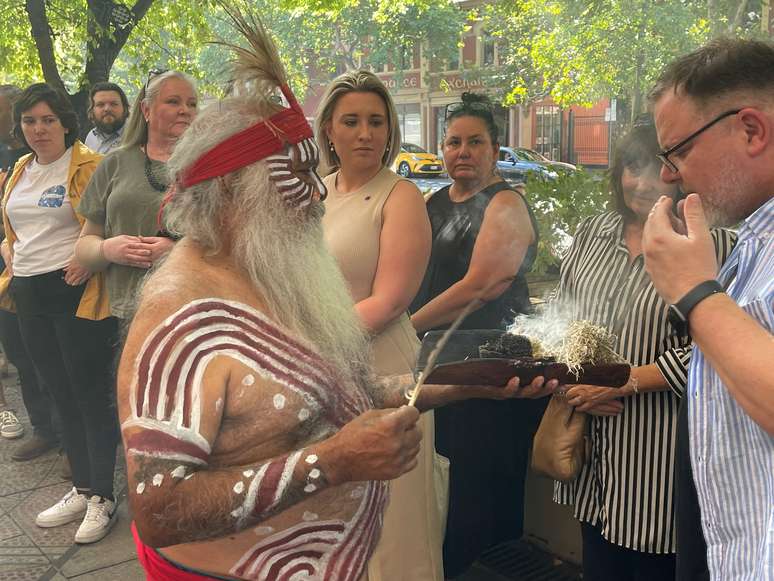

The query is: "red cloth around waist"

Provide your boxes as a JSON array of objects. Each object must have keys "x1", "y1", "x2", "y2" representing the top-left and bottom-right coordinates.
[{"x1": 132, "y1": 521, "x2": 218, "y2": 581}]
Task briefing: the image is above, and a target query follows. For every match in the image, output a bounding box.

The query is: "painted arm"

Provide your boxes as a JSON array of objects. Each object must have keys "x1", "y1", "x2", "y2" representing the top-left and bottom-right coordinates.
[
  {"x1": 120, "y1": 304, "x2": 421, "y2": 548},
  {"x1": 355, "y1": 181, "x2": 430, "y2": 335},
  {"x1": 411, "y1": 190, "x2": 535, "y2": 333}
]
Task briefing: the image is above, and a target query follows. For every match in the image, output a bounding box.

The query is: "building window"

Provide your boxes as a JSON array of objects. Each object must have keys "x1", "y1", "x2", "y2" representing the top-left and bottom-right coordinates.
[
  {"x1": 400, "y1": 45, "x2": 417, "y2": 70},
  {"x1": 535, "y1": 105, "x2": 562, "y2": 160},
  {"x1": 482, "y1": 36, "x2": 495, "y2": 66},
  {"x1": 446, "y1": 48, "x2": 460, "y2": 71},
  {"x1": 396, "y1": 103, "x2": 422, "y2": 146}
]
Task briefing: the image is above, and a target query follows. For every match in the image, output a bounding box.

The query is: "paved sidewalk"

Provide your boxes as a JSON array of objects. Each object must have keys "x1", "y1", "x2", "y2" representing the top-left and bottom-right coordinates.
[{"x1": 0, "y1": 371, "x2": 143, "y2": 581}]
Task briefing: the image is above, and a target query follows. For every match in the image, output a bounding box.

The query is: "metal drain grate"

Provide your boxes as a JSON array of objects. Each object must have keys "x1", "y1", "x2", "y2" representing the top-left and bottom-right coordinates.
[{"x1": 477, "y1": 540, "x2": 582, "y2": 581}]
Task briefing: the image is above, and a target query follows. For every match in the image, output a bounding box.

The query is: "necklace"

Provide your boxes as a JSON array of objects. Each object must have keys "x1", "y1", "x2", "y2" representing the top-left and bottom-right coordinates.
[{"x1": 144, "y1": 150, "x2": 168, "y2": 192}]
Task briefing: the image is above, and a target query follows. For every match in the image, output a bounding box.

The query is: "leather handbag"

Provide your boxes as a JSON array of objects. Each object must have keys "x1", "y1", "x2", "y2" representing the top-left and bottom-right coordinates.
[{"x1": 531, "y1": 394, "x2": 588, "y2": 482}]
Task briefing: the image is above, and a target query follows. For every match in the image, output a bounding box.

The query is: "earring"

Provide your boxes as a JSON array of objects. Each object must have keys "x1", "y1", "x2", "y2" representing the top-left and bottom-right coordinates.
[{"x1": 329, "y1": 141, "x2": 335, "y2": 153}]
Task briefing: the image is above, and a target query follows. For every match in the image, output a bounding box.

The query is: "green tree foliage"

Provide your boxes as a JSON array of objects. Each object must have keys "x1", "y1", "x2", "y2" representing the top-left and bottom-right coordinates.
[
  {"x1": 526, "y1": 170, "x2": 610, "y2": 273},
  {"x1": 0, "y1": 0, "x2": 214, "y2": 130},
  {"x1": 484, "y1": 0, "x2": 766, "y2": 119},
  {"x1": 1, "y1": 0, "x2": 464, "y2": 127}
]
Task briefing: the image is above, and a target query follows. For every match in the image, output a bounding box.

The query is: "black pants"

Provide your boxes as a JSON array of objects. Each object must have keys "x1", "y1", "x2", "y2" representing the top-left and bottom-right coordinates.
[
  {"x1": 437, "y1": 396, "x2": 547, "y2": 578},
  {"x1": 675, "y1": 399, "x2": 710, "y2": 581},
  {"x1": 0, "y1": 309, "x2": 60, "y2": 440},
  {"x1": 581, "y1": 522, "x2": 676, "y2": 581},
  {"x1": 11, "y1": 271, "x2": 118, "y2": 497}
]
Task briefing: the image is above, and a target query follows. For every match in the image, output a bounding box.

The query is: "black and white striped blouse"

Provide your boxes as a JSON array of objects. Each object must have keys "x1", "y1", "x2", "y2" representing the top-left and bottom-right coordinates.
[{"x1": 552, "y1": 211, "x2": 736, "y2": 554}]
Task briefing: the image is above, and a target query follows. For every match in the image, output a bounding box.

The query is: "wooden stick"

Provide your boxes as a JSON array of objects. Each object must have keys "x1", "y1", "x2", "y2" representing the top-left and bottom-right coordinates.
[{"x1": 407, "y1": 297, "x2": 482, "y2": 407}]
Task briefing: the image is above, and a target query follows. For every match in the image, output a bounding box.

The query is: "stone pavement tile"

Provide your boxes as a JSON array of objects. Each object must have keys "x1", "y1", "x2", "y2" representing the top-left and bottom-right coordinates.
[
  {"x1": 0, "y1": 515, "x2": 24, "y2": 542},
  {"x1": 0, "y1": 449, "x2": 61, "y2": 496},
  {"x1": 60, "y1": 501, "x2": 137, "y2": 578},
  {"x1": 67, "y1": 558, "x2": 144, "y2": 580},
  {"x1": 10, "y1": 482, "x2": 81, "y2": 547},
  {"x1": 0, "y1": 541, "x2": 49, "y2": 566},
  {"x1": 0, "y1": 491, "x2": 28, "y2": 514},
  {"x1": 38, "y1": 545, "x2": 70, "y2": 560},
  {"x1": 0, "y1": 564, "x2": 52, "y2": 580},
  {"x1": 0, "y1": 535, "x2": 36, "y2": 548}
]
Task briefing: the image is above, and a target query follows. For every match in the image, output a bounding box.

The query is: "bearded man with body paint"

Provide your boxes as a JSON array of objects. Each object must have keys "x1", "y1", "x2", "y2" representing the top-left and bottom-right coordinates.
[{"x1": 117, "y1": 11, "x2": 556, "y2": 581}]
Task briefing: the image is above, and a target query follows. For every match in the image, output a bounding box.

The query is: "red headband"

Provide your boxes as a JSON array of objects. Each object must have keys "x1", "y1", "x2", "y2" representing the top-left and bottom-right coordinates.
[{"x1": 180, "y1": 84, "x2": 313, "y2": 188}]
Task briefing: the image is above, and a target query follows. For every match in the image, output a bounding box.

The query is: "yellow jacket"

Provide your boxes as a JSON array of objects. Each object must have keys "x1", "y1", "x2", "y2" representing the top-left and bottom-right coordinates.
[{"x1": 0, "y1": 141, "x2": 111, "y2": 320}]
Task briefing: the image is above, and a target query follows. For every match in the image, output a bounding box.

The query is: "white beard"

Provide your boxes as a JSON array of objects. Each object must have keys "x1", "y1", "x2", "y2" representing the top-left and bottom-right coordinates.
[{"x1": 231, "y1": 185, "x2": 372, "y2": 385}]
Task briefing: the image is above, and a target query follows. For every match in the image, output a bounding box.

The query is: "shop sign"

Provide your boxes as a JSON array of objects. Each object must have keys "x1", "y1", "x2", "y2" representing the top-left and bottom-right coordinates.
[
  {"x1": 378, "y1": 72, "x2": 421, "y2": 91},
  {"x1": 434, "y1": 73, "x2": 486, "y2": 92}
]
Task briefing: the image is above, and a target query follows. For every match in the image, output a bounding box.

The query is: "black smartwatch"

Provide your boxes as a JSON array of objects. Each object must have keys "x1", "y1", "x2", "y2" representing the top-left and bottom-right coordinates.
[{"x1": 668, "y1": 280, "x2": 724, "y2": 334}]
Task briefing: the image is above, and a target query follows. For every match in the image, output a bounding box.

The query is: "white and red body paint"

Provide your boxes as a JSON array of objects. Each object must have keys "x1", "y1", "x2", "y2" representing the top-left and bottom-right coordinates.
[
  {"x1": 125, "y1": 299, "x2": 385, "y2": 580},
  {"x1": 266, "y1": 138, "x2": 327, "y2": 208}
]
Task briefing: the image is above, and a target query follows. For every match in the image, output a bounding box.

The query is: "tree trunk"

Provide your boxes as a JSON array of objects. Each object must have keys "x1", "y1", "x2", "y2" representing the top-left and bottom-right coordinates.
[
  {"x1": 24, "y1": 0, "x2": 156, "y2": 138},
  {"x1": 25, "y1": 0, "x2": 65, "y2": 91}
]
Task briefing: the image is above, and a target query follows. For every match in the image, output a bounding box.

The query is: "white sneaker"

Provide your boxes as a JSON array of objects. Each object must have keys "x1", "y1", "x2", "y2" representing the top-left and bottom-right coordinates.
[
  {"x1": 0, "y1": 409, "x2": 23, "y2": 439},
  {"x1": 74, "y1": 495, "x2": 116, "y2": 544},
  {"x1": 36, "y1": 487, "x2": 88, "y2": 527}
]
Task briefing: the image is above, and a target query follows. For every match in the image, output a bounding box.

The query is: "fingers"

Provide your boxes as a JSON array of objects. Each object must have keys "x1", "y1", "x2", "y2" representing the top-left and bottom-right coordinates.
[
  {"x1": 647, "y1": 196, "x2": 677, "y2": 234},
  {"x1": 515, "y1": 376, "x2": 558, "y2": 399},
  {"x1": 126, "y1": 244, "x2": 153, "y2": 257},
  {"x1": 387, "y1": 405, "x2": 420, "y2": 431},
  {"x1": 505, "y1": 376, "x2": 557, "y2": 397},
  {"x1": 682, "y1": 193, "x2": 709, "y2": 239}
]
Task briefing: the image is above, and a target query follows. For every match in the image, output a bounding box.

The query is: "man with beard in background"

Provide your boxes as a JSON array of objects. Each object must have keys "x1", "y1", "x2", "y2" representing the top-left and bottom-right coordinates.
[
  {"x1": 84, "y1": 82, "x2": 129, "y2": 154},
  {"x1": 644, "y1": 38, "x2": 773, "y2": 581},
  {"x1": 114, "y1": 10, "x2": 555, "y2": 580}
]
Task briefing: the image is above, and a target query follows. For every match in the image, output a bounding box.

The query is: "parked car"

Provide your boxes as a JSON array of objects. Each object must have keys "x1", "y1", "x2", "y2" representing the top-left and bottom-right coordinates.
[
  {"x1": 497, "y1": 147, "x2": 576, "y2": 182},
  {"x1": 392, "y1": 143, "x2": 445, "y2": 177}
]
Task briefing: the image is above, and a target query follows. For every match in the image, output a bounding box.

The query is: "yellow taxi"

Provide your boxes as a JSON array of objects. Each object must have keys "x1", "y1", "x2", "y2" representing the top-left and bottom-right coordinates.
[{"x1": 392, "y1": 143, "x2": 445, "y2": 177}]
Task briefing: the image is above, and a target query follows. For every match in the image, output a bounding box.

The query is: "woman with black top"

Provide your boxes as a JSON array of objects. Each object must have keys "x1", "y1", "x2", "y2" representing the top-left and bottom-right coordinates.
[{"x1": 409, "y1": 92, "x2": 545, "y2": 577}]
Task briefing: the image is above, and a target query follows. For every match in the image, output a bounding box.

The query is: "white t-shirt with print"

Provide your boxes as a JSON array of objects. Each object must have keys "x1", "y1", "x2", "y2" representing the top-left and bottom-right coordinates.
[{"x1": 6, "y1": 148, "x2": 81, "y2": 276}]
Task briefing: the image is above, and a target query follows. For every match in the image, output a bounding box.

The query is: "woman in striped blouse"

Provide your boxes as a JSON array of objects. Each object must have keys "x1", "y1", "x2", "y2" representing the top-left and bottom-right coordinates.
[{"x1": 553, "y1": 119, "x2": 736, "y2": 581}]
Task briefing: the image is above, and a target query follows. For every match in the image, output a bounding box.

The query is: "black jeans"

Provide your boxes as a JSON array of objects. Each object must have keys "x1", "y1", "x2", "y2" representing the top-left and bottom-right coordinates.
[
  {"x1": 581, "y1": 522, "x2": 676, "y2": 581},
  {"x1": 0, "y1": 309, "x2": 60, "y2": 440},
  {"x1": 10, "y1": 271, "x2": 118, "y2": 497},
  {"x1": 675, "y1": 400, "x2": 710, "y2": 581}
]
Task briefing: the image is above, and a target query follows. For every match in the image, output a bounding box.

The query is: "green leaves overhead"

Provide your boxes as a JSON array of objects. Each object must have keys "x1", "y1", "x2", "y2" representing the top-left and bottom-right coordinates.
[
  {"x1": 0, "y1": 0, "x2": 464, "y2": 105},
  {"x1": 484, "y1": 0, "x2": 767, "y2": 116}
]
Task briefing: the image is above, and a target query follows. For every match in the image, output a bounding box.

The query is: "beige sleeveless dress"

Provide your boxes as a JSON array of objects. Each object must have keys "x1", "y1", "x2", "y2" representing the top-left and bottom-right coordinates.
[{"x1": 323, "y1": 167, "x2": 446, "y2": 581}]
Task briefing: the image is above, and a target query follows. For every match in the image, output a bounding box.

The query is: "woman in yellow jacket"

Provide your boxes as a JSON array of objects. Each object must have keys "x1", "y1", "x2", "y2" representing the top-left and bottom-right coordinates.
[{"x1": 0, "y1": 84, "x2": 117, "y2": 545}]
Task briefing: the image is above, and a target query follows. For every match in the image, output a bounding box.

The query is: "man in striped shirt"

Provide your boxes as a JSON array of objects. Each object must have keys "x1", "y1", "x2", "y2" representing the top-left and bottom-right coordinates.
[{"x1": 644, "y1": 38, "x2": 774, "y2": 581}]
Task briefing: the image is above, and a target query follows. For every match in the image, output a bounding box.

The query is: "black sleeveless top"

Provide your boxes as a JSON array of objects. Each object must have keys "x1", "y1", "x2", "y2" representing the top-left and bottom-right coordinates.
[{"x1": 409, "y1": 181, "x2": 539, "y2": 330}]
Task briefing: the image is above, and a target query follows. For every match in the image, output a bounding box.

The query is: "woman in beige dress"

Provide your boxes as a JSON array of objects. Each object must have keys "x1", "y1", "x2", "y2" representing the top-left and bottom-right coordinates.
[{"x1": 315, "y1": 70, "x2": 446, "y2": 581}]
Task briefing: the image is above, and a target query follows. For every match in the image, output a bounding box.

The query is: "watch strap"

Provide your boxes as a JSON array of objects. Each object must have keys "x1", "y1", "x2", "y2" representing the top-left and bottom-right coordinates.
[{"x1": 672, "y1": 280, "x2": 724, "y2": 323}]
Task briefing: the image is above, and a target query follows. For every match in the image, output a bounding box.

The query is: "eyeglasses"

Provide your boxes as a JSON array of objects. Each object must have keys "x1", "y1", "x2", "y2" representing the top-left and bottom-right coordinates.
[
  {"x1": 145, "y1": 68, "x2": 169, "y2": 91},
  {"x1": 656, "y1": 109, "x2": 740, "y2": 173},
  {"x1": 445, "y1": 101, "x2": 494, "y2": 120}
]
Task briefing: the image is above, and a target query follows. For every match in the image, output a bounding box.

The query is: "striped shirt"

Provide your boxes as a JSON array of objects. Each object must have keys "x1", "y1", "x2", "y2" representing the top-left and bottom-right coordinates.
[
  {"x1": 688, "y1": 196, "x2": 774, "y2": 581},
  {"x1": 553, "y1": 211, "x2": 736, "y2": 554}
]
